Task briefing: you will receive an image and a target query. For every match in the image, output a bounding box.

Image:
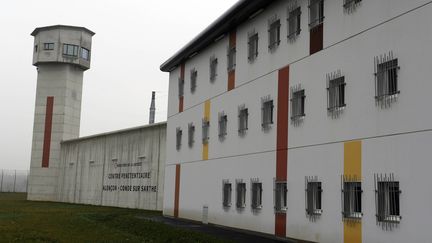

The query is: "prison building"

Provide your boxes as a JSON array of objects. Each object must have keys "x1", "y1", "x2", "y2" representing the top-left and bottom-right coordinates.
[
  {"x1": 27, "y1": 25, "x2": 166, "y2": 211},
  {"x1": 160, "y1": 1, "x2": 432, "y2": 242}
]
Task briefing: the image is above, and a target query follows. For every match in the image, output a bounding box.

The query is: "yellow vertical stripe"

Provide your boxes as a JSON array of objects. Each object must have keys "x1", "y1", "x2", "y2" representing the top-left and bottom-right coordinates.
[
  {"x1": 344, "y1": 141, "x2": 362, "y2": 177},
  {"x1": 202, "y1": 144, "x2": 209, "y2": 160},
  {"x1": 202, "y1": 100, "x2": 210, "y2": 160},
  {"x1": 343, "y1": 140, "x2": 362, "y2": 243},
  {"x1": 204, "y1": 100, "x2": 211, "y2": 119}
]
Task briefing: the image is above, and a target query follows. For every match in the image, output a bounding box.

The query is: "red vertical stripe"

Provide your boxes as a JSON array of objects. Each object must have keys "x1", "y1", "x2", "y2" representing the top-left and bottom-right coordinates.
[
  {"x1": 310, "y1": 23, "x2": 324, "y2": 55},
  {"x1": 228, "y1": 70, "x2": 235, "y2": 91},
  {"x1": 42, "y1": 96, "x2": 54, "y2": 168},
  {"x1": 276, "y1": 66, "x2": 289, "y2": 181},
  {"x1": 179, "y1": 96, "x2": 184, "y2": 113},
  {"x1": 275, "y1": 66, "x2": 289, "y2": 237},
  {"x1": 229, "y1": 29, "x2": 236, "y2": 47},
  {"x1": 174, "y1": 164, "x2": 181, "y2": 218},
  {"x1": 275, "y1": 213, "x2": 287, "y2": 237},
  {"x1": 180, "y1": 63, "x2": 185, "y2": 80}
]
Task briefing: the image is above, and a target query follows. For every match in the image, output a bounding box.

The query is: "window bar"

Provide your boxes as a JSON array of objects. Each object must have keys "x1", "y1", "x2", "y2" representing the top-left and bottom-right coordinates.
[
  {"x1": 344, "y1": 0, "x2": 361, "y2": 13},
  {"x1": 374, "y1": 173, "x2": 379, "y2": 226},
  {"x1": 341, "y1": 175, "x2": 344, "y2": 219},
  {"x1": 287, "y1": 1, "x2": 301, "y2": 40}
]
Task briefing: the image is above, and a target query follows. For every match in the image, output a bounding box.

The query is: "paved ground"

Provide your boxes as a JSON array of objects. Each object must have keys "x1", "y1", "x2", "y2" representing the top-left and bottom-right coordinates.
[{"x1": 143, "y1": 216, "x2": 301, "y2": 243}]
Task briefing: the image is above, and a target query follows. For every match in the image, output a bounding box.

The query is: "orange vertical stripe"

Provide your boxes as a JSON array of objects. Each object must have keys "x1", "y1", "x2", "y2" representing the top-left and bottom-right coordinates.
[
  {"x1": 174, "y1": 164, "x2": 181, "y2": 218},
  {"x1": 42, "y1": 96, "x2": 54, "y2": 168}
]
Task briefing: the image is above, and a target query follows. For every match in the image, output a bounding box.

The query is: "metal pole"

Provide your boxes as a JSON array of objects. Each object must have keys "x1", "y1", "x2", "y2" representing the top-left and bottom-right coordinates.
[
  {"x1": 13, "y1": 170, "x2": 16, "y2": 193},
  {"x1": 0, "y1": 170, "x2": 3, "y2": 192},
  {"x1": 26, "y1": 171, "x2": 29, "y2": 193}
]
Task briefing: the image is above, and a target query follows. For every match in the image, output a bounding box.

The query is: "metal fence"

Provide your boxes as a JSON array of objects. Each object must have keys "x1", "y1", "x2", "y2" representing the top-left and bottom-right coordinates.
[{"x1": 0, "y1": 170, "x2": 29, "y2": 193}]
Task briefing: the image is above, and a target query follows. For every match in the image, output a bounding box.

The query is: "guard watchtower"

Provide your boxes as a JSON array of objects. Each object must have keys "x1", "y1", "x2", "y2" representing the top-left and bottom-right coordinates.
[{"x1": 28, "y1": 25, "x2": 95, "y2": 201}]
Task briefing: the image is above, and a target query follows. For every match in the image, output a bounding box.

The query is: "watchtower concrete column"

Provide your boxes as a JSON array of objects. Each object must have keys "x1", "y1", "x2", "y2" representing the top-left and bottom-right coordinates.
[{"x1": 27, "y1": 25, "x2": 95, "y2": 201}]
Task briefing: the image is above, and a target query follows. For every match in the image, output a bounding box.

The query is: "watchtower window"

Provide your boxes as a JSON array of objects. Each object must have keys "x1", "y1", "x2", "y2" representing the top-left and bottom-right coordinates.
[
  {"x1": 43, "y1": 43, "x2": 54, "y2": 50},
  {"x1": 63, "y1": 44, "x2": 79, "y2": 57},
  {"x1": 81, "y1": 47, "x2": 90, "y2": 61}
]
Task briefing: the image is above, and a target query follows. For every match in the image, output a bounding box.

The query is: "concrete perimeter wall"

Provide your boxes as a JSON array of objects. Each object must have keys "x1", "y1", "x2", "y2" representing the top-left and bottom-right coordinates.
[{"x1": 57, "y1": 122, "x2": 166, "y2": 211}]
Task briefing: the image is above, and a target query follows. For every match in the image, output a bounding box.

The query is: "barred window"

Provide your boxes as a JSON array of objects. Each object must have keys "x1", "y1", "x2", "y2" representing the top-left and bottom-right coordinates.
[
  {"x1": 262, "y1": 98, "x2": 274, "y2": 129},
  {"x1": 176, "y1": 127, "x2": 182, "y2": 150},
  {"x1": 374, "y1": 174, "x2": 401, "y2": 228},
  {"x1": 248, "y1": 31, "x2": 259, "y2": 62},
  {"x1": 222, "y1": 180, "x2": 232, "y2": 207},
  {"x1": 291, "y1": 88, "x2": 305, "y2": 122},
  {"x1": 81, "y1": 47, "x2": 90, "y2": 61},
  {"x1": 344, "y1": 0, "x2": 361, "y2": 11},
  {"x1": 218, "y1": 112, "x2": 228, "y2": 138},
  {"x1": 288, "y1": 6, "x2": 301, "y2": 39},
  {"x1": 236, "y1": 181, "x2": 246, "y2": 208},
  {"x1": 275, "y1": 181, "x2": 287, "y2": 212},
  {"x1": 327, "y1": 73, "x2": 346, "y2": 114},
  {"x1": 178, "y1": 77, "x2": 184, "y2": 97},
  {"x1": 43, "y1": 43, "x2": 54, "y2": 50},
  {"x1": 309, "y1": 0, "x2": 324, "y2": 29},
  {"x1": 268, "y1": 18, "x2": 281, "y2": 50},
  {"x1": 63, "y1": 44, "x2": 79, "y2": 57},
  {"x1": 190, "y1": 68, "x2": 197, "y2": 93},
  {"x1": 210, "y1": 56, "x2": 218, "y2": 82},
  {"x1": 342, "y1": 177, "x2": 362, "y2": 219},
  {"x1": 202, "y1": 118, "x2": 210, "y2": 144},
  {"x1": 305, "y1": 179, "x2": 322, "y2": 216},
  {"x1": 374, "y1": 52, "x2": 400, "y2": 107},
  {"x1": 227, "y1": 46, "x2": 236, "y2": 71},
  {"x1": 238, "y1": 106, "x2": 248, "y2": 135},
  {"x1": 251, "y1": 181, "x2": 263, "y2": 210},
  {"x1": 188, "y1": 123, "x2": 195, "y2": 147}
]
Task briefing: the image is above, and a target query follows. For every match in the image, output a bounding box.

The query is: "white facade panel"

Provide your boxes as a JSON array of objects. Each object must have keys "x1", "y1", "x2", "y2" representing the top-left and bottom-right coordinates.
[
  {"x1": 178, "y1": 152, "x2": 276, "y2": 234},
  {"x1": 163, "y1": 1, "x2": 432, "y2": 242}
]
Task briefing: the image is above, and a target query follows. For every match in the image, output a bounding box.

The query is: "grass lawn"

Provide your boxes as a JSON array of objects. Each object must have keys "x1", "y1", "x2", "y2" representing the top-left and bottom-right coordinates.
[{"x1": 0, "y1": 193, "x2": 226, "y2": 243}]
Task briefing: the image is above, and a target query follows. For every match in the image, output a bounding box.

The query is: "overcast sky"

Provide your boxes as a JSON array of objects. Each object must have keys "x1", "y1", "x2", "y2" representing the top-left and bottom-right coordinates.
[{"x1": 0, "y1": 0, "x2": 238, "y2": 170}]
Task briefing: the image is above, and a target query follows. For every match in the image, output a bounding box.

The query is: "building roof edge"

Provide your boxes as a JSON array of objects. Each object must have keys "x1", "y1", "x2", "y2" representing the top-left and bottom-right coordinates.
[
  {"x1": 31, "y1": 25, "x2": 95, "y2": 36},
  {"x1": 160, "y1": 0, "x2": 272, "y2": 72}
]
